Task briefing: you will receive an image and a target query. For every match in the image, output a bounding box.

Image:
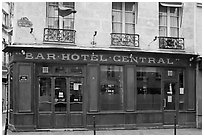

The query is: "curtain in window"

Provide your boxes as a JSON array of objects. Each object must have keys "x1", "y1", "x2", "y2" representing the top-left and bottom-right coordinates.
[
  {"x1": 125, "y1": 2, "x2": 135, "y2": 34},
  {"x1": 159, "y1": 3, "x2": 180, "y2": 37},
  {"x1": 112, "y1": 2, "x2": 135, "y2": 34}
]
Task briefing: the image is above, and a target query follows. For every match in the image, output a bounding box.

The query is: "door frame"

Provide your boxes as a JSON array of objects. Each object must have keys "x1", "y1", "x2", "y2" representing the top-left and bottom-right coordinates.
[
  {"x1": 162, "y1": 80, "x2": 179, "y2": 125},
  {"x1": 37, "y1": 76, "x2": 85, "y2": 128}
]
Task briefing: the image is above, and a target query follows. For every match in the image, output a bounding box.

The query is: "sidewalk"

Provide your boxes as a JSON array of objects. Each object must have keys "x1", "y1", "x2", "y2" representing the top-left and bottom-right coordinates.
[{"x1": 5, "y1": 128, "x2": 202, "y2": 135}]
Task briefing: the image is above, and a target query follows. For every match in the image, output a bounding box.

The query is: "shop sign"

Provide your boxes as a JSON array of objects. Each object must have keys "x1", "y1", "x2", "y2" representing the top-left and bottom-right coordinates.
[
  {"x1": 19, "y1": 75, "x2": 28, "y2": 81},
  {"x1": 24, "y1": 52, "x2": 181, "y2": 65},
  {"x1": 17, "y1": 17, "x2": 33, "y2": 27}
]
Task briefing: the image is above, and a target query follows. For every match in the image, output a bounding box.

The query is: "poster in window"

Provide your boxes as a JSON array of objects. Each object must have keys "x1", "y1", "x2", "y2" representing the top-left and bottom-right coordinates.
[
  {"x1": 74, "y1": 83, "x2": 79, "y2": 90},
  {"x1": 180, "y1": 88, "x2": 184, "y2": 94},
  {"x1": 167, "y1": 96, "x2": 172, "y2": 102}
]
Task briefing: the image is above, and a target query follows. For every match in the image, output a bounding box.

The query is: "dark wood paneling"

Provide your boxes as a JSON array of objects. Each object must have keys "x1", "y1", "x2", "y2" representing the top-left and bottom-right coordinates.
[
  {"x1": 55, "y1": 114, "x2": 67, "y2": 128},
  {"x1": 87, "y1": 64, "x2": 99, "y2": 112},
  {"x1": 125, "y1": 113, "x2": 136, "y2": 124},
  {"x1": 163, "y1": 111, "x2": 175, "y2": 124},
  {"x1": 136, "y1": 113, "x2": 163, "y2": 124},
  {"x1": 87, "y1": 114, "x2": 124, "y2": 125},
  {"x1": 186, "y1": 68, "x2": 196, "y2": 110},
  {"x1": 70, "y1": 113, "x2": 83, "y2": 126},
  {"x1": 18, "y1": 64, "x2": 32, "y2": 112},
  {"x1": 38, "y1": 113, "x2": 52, "y2": 128},
  {"x1": 14, "y1": 113, "x2": 34, "y2": 125},
  {"x1": 126, "y1": 66, "x2": 135, "y2": 111}
]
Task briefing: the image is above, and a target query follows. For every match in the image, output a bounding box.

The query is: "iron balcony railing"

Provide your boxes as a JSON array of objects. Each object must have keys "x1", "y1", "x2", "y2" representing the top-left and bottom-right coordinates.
[
  {"x1": 111, "y1": 33, "x2": 139, "y2": 47},
  {"x1": 43, "y1": 28, "x2": 76, "y2": 44},
  {"x1": 158, "y1": 36, "x2": 184, "y2": 50}
]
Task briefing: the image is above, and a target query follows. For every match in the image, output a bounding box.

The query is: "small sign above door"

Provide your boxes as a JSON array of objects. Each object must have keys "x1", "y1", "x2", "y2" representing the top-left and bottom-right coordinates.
[{"x1": 19, "y1": 75, "x2": 28, "y2": 81}]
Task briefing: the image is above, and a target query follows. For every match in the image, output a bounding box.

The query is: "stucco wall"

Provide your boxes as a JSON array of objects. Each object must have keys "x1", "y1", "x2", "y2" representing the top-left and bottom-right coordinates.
[
  {"x1": 136, "y1": 2, "x2": 159, "y2": 51},
  {"x1": 12, "y1": 2, "x2": 197, "y2": 54},
  {"x1": 180, "y1": 2, "x2": 195, "y2": 53},
  {"x1": 195, "y1": 4, "x2": 202, "y2": 56},
  {"x1": 13, "y1": 2, "x2": 46, "y2": 44},
  {"x1": 75, "y1": 2, "x2": 112, "y2": 47}
]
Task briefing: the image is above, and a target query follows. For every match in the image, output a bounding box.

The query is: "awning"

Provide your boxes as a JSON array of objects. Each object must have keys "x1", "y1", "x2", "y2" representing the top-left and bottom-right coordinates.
[{"x1": 160, "y1": 2, "x2": 183, "y2": 7}]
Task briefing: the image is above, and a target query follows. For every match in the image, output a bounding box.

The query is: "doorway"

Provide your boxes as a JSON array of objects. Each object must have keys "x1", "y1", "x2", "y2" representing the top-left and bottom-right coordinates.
[
  {"x1": 163, "y1": 81, "x2": 178, "y2": 125},
  {"x1": 37, "y1": 76, "x2": 84, "y2": 128}
]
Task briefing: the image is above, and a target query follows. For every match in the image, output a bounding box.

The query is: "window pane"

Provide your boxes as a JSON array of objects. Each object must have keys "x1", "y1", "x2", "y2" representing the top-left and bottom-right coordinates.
[
  {"x1": 159, "y1": 5, "x2": 167, "y2": 13},
  {"x1": 63, "y1": 2, "x2": 74, "y2": 8},
  {"x1": 112, "y1": 11, "x2": 122, "y2": 22},
  {"x1": 159, "y1": 26, "x2": 167, "y2": 36},
  {"x1": 170, "y1": 16, "x2": 179, "y2": 27},
  {"x1": 170, "y1": 7, "x2": 179, "y2": 16},
  {"x1": 170, "y1": 27, "x2": 179, "y2": 37},
  {"x1": 125, "y1": 12, "x2": 135, "y2": 23},
  {"x1": 125, "y1": 24, "x2": 135, "y2": 34},
  {"x1": 137, "y1": 68, "x2": 161, "y2": 110},
  {"x1": 70, "y1": 77, "x2": 83, "y2": 111},
  {"x1": 63, "y1": 18, "x2": 74, "y2": 29},
  {"x1": 112, "y1": 2, "x2": 122, "y2": 10},
  {"x1": 39, "y1": 78, "x2": 51, "y2": 111},
  {"x1": 100, "y1": 66, "x2": 123, "y2": 111},
  {"x1": 55, "y1": 78, "x2": 67, "y2": 112},
  {"x1": 125, "y1": 2, "x2": 135, "y2": 11},
  {"x1": 112, "y1": 23, "x2": 122, "y2": 33},
  {"x1": 159, "y1": 15, "x2": 167, "y2": 26}
]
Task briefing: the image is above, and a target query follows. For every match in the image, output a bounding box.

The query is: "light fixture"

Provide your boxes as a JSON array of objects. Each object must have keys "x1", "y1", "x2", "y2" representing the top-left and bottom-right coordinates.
[{"x1": 20, "y1": 50, "x2": 26, "y2": 55}]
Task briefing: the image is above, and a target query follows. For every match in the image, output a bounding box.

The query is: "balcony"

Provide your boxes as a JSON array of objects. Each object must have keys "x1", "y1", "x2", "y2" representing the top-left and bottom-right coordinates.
[
  {"x1": 158, "y1": 36, "x2": 184, "y2": 50},
  {"x1": 43, "y1": 28, "x2": 76, "y2": 44},
  {"x1": 111, "y1": 33, "x2": 139, "y2": 47}
]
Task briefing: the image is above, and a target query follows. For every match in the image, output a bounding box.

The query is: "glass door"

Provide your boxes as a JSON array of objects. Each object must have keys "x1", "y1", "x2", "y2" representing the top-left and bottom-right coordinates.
[
  {"x1": 163, "y1": 81, "x2": 178, "y2": 125},
  {"x1": 54, "y1": 77, "x2": 67, "y2": 128},
  {"x1": 38, "y1": 76, "x2": 84, "y2": 128},
  {"x1": 69, "y1": 77, "x2": 84, "y2": 127}
]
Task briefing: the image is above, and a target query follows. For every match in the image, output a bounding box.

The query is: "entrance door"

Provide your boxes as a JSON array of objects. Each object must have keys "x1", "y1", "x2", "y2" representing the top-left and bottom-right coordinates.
[
  {"x1": 163, "y1": 81, "x2": 178, "y2": 125},
  {"x1": 69, "y1": 77, "x2": 84, "y2": 127},
  {"x1": 38, "y1": 76, "x2": 84, "y2": 128},
  {"x1": 54, "y1": 77, "x2": 67, "y2": 128}
]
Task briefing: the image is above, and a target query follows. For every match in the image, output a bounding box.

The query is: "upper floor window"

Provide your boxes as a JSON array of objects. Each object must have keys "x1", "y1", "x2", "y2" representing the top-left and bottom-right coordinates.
[
  {"x1": 46, "y1": 2, "x2": 75, "y2": 29},
  {"x1": 112, "y1": 2, "x2": 137, "y2": 34},
  {"x1": 2, "y1": 11, "x2": 8, "y2": 27},
  {"x1": 159, "y1": 2, "x2": 182, "y2": 37}
]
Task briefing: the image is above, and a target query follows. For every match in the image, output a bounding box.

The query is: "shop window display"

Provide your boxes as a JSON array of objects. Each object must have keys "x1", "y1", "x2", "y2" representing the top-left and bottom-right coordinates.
[
  {"x1": 137, "y1": 67, "x2": 161, "y2": 110},
  {"x1": 100, "y1": 65, "x2": 124, "y2": 111}
]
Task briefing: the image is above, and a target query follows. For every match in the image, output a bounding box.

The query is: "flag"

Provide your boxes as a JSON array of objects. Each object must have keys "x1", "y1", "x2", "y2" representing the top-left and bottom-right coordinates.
[{"x1": 58, "y1": 6, "x2": 77, "y2": 17}]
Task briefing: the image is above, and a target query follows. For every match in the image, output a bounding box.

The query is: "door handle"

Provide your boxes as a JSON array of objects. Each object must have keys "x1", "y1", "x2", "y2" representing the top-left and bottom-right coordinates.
[{"x1": 163, "y1": 99, "x2": 166, "y2": 108}]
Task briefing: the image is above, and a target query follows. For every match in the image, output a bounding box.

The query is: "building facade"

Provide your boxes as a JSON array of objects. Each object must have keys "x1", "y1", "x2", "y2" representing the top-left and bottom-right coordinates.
[
  {"x1": 3, "y1": 2, "x2": 202, "y2": 131},
  {"x1": 2, "y1": 2, "x2": 13, "y2": 112}
]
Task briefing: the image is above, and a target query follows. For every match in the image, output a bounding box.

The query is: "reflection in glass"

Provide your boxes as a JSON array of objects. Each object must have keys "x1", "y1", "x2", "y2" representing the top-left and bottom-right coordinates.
[
  {"x1": 55, "y1": 78, "x2": 67, "y2": 111},
  {"x1": 100, "y1": 65, "x2": 123, "y2": 111},
  {"x1": 70, "y1": 77, "x2": 83, "y2": 111},
  {"x1": 39, "y1": 78, "x2": 51, "y2": 111},
  {"x1": 137, "y1": 68, "x2": 161, "y2": 110}
]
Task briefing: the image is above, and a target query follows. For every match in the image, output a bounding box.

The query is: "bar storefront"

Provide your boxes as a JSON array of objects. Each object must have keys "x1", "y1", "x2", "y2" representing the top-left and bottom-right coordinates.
[{"x1": 5, "y1": 46, "x2": 197, "y2": 130}]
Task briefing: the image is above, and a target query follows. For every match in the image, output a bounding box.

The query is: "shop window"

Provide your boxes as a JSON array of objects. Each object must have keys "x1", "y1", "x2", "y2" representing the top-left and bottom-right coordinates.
[
  {"x1": 100, "y1": 65, "x2": 124, "y2": 111},
  {"x1": 137, "y1": 67, "x2": 161, "y2": 110},
  {"x1": 70, "y1": 77, "x2": 83, "y2": 111},
  {"x1": 179, "y1": 70, "x2": 185, "y2": 110},
  {"x1": 54, "y1": 78, "x2": 67, "y2": 111},
  {"x1": 39, "y1": 78, "x2": 51, "y2": 111}
]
